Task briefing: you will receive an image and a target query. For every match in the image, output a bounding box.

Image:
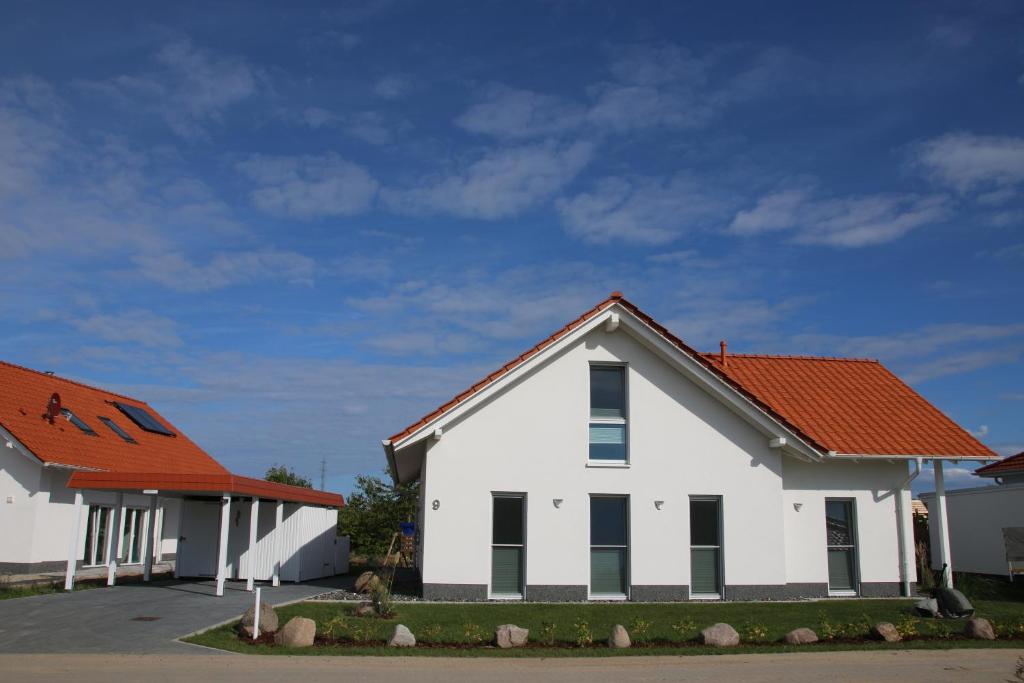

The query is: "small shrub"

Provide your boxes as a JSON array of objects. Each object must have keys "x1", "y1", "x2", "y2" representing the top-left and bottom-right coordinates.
[
  {"x1": 462, "y1": 622, "x2": 484, "y2": 645},
  {"x1": 370, "y1": 581, "x2": 394, "y2": 617},
  {"x1": 921, "y1": 620, "x2": 953, "y2": 640},
  {"x1": 322, "y1": 615, "x2": 349, "y2": 640},
  {"x1": 347, "y1": 621, "x2": 369, "y2": 643},
  {"x1": 742, "y1": 620, "x2": 770, "y2": 642},
  {"x1": 671, "y1": 618, "x2": 698, "y2": 641},
  {"x1": 573, "y1": 619, "x2": 593, "y2": 647},
  {"x1": 629, "y1": 616, "x2": 653, "y2": 644},
  {"x1": 420, "y1": 624, "x2": 443, "y2": 642},
  {"x1": 538, "y1": 621, "x2": 557, "y2": 646},
  {"x1": 818, "y1": 611, "x2": 839, "y2": 640},
  {"x1": 895, "y1": 613, "x2": 920, "y2": 639}
]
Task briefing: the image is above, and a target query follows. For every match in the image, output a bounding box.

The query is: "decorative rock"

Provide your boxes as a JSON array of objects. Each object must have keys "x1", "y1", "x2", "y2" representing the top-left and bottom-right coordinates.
[
  {"x1": 964, "y1": 618, "x2": 995, "y2": 640},
  {"x1": 783, "y1": 627, "x2": 819, "y2": 645},
  {"x1": 240, "y1": 601, "x2": 279, "y2": 637},
  {"x1": 354, "y1": 571, "x2": 380, "y2": 594},
  {"x1": 607, "y1": 624, "x2": 631, "y2": 648},
  {"x1": 388, "y1": 624, "x2": 416, "y2": 647},
  {"x1": 914, "y1": 598, "x2": 940, "y2": 618},
  {"x1": 870, "y1": 622, "x2": 901, "y2": 643},
  {"x1": 701, "y1": 623, "x2": 740, "y2": 647},
  {"x1": 354, "y1": 602, "x2": 376, "y2": 617},
  {"x1": 274, "y1": 617, "x2": 316, "y2": 648},
  {"x1": 495, "y1": 624, "x2": 529, "y2": 648}
]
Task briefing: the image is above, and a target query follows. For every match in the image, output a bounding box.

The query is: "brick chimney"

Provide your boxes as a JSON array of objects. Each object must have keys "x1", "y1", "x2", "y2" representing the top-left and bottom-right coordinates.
[{"x1": 720, "y1": 340, "x2": 728, "y2": 366}]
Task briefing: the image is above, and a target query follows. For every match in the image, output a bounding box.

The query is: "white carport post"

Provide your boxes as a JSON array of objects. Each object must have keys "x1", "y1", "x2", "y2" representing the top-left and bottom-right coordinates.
[
  {"x1": 143, "y1": 495, "x2": 158, "y2": 581},
  {"x1": 272, "y1": 500, "x2": 283, "y2": 587},
  {"x1": 107, "y1": 493, "x2": 124, "y2": 586},
  {"x1": 246, "y1": 497, "x2": 259, "y2": 591},
  {"x1": 933, "y1": 460, "x2": 954, "y2": 588},
  {"x1": 64, "y1": 491, "x2": 84, "y2": 591},
  {"x1": 215, "y1": 494, "x2": 231, "y2": 597}
]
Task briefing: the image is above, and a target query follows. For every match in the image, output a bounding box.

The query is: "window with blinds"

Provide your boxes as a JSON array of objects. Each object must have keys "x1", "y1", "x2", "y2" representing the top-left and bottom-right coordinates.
[
  {"x1": 589, "y1": 365, "x2": 628, "y2": 462},
  {"x1": 491, "y1": 495, "x2": 525, "y2": 597},
  {"x1": 690, "y1": 497, "x2": 722, "y2": 597},
  {"x1": 590, "y1": 496, "x2": 628, "y2": 596},
  {"x1": 825, "y1": 499, "x2": 857, "y2": 594}
]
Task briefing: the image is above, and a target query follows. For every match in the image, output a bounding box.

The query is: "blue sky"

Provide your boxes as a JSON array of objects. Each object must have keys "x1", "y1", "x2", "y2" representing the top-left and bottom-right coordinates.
[{"x1": 1, "y1": 0, "x2": 1021, "y2": 497}]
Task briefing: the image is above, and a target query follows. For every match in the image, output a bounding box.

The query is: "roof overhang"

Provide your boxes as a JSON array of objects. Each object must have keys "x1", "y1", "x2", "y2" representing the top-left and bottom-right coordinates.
[
  {"x1": 828, "y1": 452, "x2": 998, "y2": 462},
  {"x1": 67, "y1": 471, "x2": 345, "y2": 507}
]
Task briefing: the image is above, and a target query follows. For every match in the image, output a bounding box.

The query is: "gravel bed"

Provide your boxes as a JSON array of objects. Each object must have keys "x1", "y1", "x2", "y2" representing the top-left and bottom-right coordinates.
[{"x1": 310, "y1": 588, "x2": 422, "y2": 602}]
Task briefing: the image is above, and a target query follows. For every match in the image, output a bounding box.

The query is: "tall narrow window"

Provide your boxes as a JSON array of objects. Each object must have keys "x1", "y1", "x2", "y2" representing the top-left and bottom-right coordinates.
[
  {"x1": 590, "y1": 496, "x2": 628, "y2": 597},
  {"x1": 83, "y1": 505, "x2": 111, "y2": 567},
  {"x1": 690, "y1": 497, "x2": 722, "y2": 597},
  {"x1": 491, "y1": 495, "x2": 525, "y2": 597},
  {"x1": 589, "y1": 365, "x2": 627, "y2": 462},
  {"x1": 826, "y1": 499, "x2": 857, "y2": 594}
]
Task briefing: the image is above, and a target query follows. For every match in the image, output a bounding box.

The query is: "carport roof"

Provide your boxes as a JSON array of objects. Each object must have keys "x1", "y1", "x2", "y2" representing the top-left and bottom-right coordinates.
[{"x1": 67, "y1": 470, "x2": 344, "y2": 507}]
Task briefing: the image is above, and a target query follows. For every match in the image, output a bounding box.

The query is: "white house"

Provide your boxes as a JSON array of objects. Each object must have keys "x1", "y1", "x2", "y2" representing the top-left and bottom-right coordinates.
[
  {"x1": 382, "y1": 293, "x2": 995, "y2": 601},
  {"x1": 920, "y1": 452, "x2": 1024, "y2": 578},
  {"x1": 0, "y1": 360, "x2": 346, "y2": 595}
]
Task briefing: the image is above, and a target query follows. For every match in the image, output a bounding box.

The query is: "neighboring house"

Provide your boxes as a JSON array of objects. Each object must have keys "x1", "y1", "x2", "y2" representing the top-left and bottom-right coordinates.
[
  {"x1": 0, "y1": 360, "x2": 346, "y2": 595},
  {"x1": 382, "y1": 293, "x2": 995, "y2": 601},
  {"x1": 920, "y1": 452, "x2": 1024, "y2": 577}
]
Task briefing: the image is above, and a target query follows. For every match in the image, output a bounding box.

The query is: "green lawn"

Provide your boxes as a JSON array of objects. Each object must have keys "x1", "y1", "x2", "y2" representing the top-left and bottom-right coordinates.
[{"x1": 184, "y1": 598, "x2": 1024, "y2": 656}]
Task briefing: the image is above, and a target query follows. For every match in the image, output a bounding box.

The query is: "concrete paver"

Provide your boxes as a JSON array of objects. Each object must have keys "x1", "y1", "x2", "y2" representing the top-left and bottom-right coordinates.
[{"x1": 0, "y1": 576, "x2": 348, "y2": 654}]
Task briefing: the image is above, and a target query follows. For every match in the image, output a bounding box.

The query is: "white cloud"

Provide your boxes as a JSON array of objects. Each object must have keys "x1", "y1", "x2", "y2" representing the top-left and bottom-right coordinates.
[
  {"x1": 913, "y1": 133, "x2": 1024, "y2": 193},
  {"x1": 134, "y1": 249, "x2": 316, "y2": 292},
  {"x1": 382, "y1": 140, "x2": 592, "y2": 220},
  {"x1": 0, "y1": 76, "x2": 65, "y2": 199},
  {"x1": 71, "y1": 310, "x2": 182, "y2": 348},
  {"x1": 236, "y1": 153, "x2": 378, "y2": 218},
  {"x1": 970, "y1": 425, "x2": 989, "y2": 438},
  {"x1": 373, "y1": 74, "x2": 412, "y2": 100},
  {"x1": 730, "y1": 189, "x2": 950, "y2": 247},
  {"x1": 557, "y1": 174, "x2": 733, "y2": 245},
  {"x1": 455, "y1": 85, "x2": 585, "y2": 139}
]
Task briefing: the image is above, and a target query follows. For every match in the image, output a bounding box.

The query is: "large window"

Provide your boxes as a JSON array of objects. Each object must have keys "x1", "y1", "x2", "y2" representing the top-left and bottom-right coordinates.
[
  {"x1": 82, "y1": 505, "x2": 112, "y2": 567},
  {"x1": 589, "y1": 365, "x2": 627, "y2": 462},
  {"x1": 590, "y1": 496, "x2": 629, "y2": 597},
  {"x1": 690, "y1": 497, "x2": 722, "y2": 597},
  {"x1": 826, "y1": 499, "x2": 857, "y2": 594},
  {"x1": 491, "y1": 495, "x2": 525, "y2": 597}
]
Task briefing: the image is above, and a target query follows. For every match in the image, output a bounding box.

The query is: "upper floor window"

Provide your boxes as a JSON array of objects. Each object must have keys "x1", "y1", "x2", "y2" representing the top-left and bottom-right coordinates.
[
  {"x1": 589, "y1": 365, "x2": 627, "y2": 462},
  {"x1": 61, "y1": 408, "x2": 97, "y2": 436}
]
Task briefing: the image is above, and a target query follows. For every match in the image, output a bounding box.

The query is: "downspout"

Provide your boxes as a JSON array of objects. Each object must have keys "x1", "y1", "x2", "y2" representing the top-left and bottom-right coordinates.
[{"x1": 894, "y1": 458, "x2": 923, "y2": 597}]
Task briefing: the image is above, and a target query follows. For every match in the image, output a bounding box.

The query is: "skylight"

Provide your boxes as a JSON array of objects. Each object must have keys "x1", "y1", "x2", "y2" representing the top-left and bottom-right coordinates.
[
  {"x1": 99, "y1": 416, "x2": 137, "y2": 444},
  {"x1": 61, "y1": 408, "x2": 97, "y2": 436},
  {"x1": 112, "y1": 402, "x2": 175, "y2": 436}
]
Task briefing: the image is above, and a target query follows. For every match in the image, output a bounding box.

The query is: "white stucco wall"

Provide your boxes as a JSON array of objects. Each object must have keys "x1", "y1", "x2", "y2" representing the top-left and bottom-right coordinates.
[
  {"x1": 413, "y1": 324, "x2": 907, "y2": 598},
  {"x1": 922, "y1": 483, "x2": 1024, "y2": 575}
]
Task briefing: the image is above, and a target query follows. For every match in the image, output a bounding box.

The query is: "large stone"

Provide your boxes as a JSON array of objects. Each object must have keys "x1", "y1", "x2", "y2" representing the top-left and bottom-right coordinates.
[
  {"x1": 870, "y1": 622, "x2": 901, "y2": 642},
  {"x1": 964, "y1": 618, "x2": 996, "y2": 640},
  {"x1": 783, "y1": 627, "x2": 819, "y2": 645},
  {"x1": 239, "y1": 601, "x2": 279, "y2": 638},
  {"x1": 274, "y1": 617, "x2": 316, "y2": 648},
  {"x1": 495, "y1": 624, "x2": 529, "y2": 648},
  {"x1": 354, "y1": 601, "x2": 376, "y2": 617},
  {"x1": 388, "y1": 624, "x2": 416, "y2": 647},
  {"x1": 607, "y1": 624, "x2": 631, "y2": 648},
  {"x1": 354, "y1": 571, "x2": 380, "y2": 594},
  {"x1": 701, "y1": 623, "x2": 740, "y2": 647},
  {"x1": 914, "y1": 598, "x2": 940, "y2": 618}
]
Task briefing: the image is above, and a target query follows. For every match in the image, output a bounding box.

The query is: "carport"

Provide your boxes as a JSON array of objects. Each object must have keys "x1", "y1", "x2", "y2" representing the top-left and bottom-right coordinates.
[{"x1": 64, "y1": 471, "x2": 345, "y2": 596}]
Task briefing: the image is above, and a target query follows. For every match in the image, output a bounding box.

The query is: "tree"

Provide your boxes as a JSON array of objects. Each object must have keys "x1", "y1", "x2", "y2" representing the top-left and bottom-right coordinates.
[
  {"x1": 338, "y1": 471, "x2": 419, "y2": 559},
  {"x1": 264, "y1": 464, "x2": 312, "y2": 488}
]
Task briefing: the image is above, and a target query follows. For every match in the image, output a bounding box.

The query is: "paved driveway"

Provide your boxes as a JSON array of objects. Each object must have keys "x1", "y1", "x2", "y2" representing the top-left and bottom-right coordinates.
[{"x1": 0, "y1": 576, "x2": 348, "y2": 654}]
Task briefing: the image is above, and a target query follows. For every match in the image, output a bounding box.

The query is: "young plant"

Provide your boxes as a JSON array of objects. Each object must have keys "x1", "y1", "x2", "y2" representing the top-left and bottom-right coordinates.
[
  {"x1": 742, "y1": 620, "x2": 770, "y2": 642},
  {"x1": 573, "y1": 619, "x2": 593, "y2": 647},
  {"x1": 671, "y1": 619, "x2": 698, "y2": 641},
  {"x1": 629, "y1": 616, "x2": 653, "y2": 644},
  {"x1": 322, "y1": 615, "x2": 350, "y2": 640},
  {"x1": 462, "y1": 622, "x2": 484, "y2": 645},
  {"x1": 894, "y1": 613, "x2": 920, "y2": 639},
  {"x1": 818, "y1": 611, "x2": 839, "y2": 640},
  {"x1": 420, "y1": 624, "x2": 443, "y2": 642},
  {"x1": 370, "y1": 581, "x2": 394, "y2": 618},
  {"x1": 538, "y1": 621, "x2": 557, "y2": 646}
]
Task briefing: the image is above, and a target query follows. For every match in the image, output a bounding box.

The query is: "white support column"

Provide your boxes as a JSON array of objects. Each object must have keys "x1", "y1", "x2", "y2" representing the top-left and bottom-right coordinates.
[
  {"x1": 933, "y1": 460, "x2": 953, "y2": 587},
  {"x1": 64, "y1": 491, "x2": 84, "y2": 591},
  {"x1": 108, "y1": 493, "x2": 124, "y2": 586},
  {"x1": 143, "y1": 495, "x2": 158, "y2": 581},
  {"x1": 246, "y1": 497, "x2": 260, "y2": 591},
  {"x1": 272, "y1": 500, "x2": 283, "y2": 587},
  {"x1": 154, "y1": 506, "x2": 164, "y2": 563},
  {"x1": 896, "y1": 484, "x2": 916, "y2": 596},
  {"x1": 216, "y1": 494, "x2": 231, "y2": 597}
]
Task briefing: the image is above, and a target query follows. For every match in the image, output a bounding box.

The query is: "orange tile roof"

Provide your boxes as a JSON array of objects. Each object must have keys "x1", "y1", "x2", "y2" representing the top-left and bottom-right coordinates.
[
  {"x1": 386, "y1": 293, "x2": 995, "y2": 460},
  {"x1": 975, "y1": 451, "x2": 1024, "y2": 477}
]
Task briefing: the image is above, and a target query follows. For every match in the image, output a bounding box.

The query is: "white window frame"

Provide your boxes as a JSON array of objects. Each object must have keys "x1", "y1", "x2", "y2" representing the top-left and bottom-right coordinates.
[
  {"x1": 588, "y1": 363, "x2": 629, "y2": 466},
  {"x1": 588, "y1": 494, "x2": 630, "y2": 601},
  {"x1": 825, "y1": 497, "x2": 859, "y2": 597},
  {"x1": 121, "y1": 507, "x2": 149, "y2": 565},
  {"x1": 489, "y1": 492, "x2": 527, "y2": 600},
  {"x1": 83, "y1": 505, "x2": 113, "y2": 567},
  {"x1": 689, "y1": 495, "x2": 724, "y2": 600}
]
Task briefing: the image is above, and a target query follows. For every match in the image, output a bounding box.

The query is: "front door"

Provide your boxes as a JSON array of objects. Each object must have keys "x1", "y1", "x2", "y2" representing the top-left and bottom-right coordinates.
[{"x1": 176, "y1": 500, "x2": 221, "y2": 577}]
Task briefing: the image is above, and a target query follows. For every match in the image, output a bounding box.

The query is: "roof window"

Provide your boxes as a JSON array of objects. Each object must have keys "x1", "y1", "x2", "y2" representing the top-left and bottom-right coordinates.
[
  {"x1": 61, "y1": 408, "x2": 97, "y2": 436},
  {"x1": 99, "y1": 416, "x2": 137, "y2": 444}
]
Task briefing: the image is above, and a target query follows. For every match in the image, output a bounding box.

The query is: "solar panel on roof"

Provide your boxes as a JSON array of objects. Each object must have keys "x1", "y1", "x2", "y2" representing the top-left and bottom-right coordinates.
[
  {"x1": 112, "y1": 402, "x2": 175, "y2": 436},
  {"x1": 61, "y1": 408, "x2": 97, "y2": 436},
  {"x1": 99, "y1": 416, "x2": 137, "y2": 444}
]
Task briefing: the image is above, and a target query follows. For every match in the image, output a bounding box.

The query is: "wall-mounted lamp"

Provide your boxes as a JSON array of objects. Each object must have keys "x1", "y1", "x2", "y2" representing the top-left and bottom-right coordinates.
[
  {"x1": 654, "y1": 500, "x2": 665, "y2": 510},
  {"x1": 793, "y1": 503, "x2": 803, "y2": 512},
  {"x1": 431, "y1": 499, "x2": 440, "y2": 510},
  {"x1": 553, "y1": 498, "x2": 564, "y2": 509}
]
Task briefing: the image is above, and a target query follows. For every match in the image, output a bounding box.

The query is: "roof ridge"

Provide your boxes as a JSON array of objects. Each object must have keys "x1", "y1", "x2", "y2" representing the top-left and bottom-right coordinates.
[
  {"x1": 702, "y1": 352, "x2": 881, "y2": 363},
  {"x1": 0, "y1": 359, "x2": 144, "y2": 403}
]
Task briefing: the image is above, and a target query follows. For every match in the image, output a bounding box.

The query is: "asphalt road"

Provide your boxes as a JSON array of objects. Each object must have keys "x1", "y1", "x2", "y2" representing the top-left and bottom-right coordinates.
[{"x1": 2, "y1": 649, "x2": 1023, "y2": 683}]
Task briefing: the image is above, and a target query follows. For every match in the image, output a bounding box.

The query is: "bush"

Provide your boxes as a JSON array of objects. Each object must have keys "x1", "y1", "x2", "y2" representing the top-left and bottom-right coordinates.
[
  {"x1": 818, "y1": 611, "x2": 840, "y2": 640},
  {"x1": 539, "y1": 622, "x2": 557, "y2": 646},
  {"x1": 420, "y1": 624, "x2": 443, "y2": 642},
  {"x1": 573, "y1": 619, "x2": 593, "y2": 647},
  {"x1": 895, "y1": 613, "x2": 920, "y2": 639},
  {"x1": 629, "y1": 616, "x2": 653, "y2": 643},
  {"x1": 671, "y1": 619, "x2": 697, "y2": 641},
  {"x1": 462, "y1": 623, "x2": 484, "y2": 645},
  {"x1": 742, "y1": 620, "x2": 770, "y2": 642},
  {"x1": 370, "y1": 581, "x2": 394, "y2": 618}
]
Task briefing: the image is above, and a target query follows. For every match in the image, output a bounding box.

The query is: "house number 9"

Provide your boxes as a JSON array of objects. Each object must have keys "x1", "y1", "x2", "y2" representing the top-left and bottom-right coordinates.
[{"x1": 432, "y1": 499, "x2": 440, "y2": 510}]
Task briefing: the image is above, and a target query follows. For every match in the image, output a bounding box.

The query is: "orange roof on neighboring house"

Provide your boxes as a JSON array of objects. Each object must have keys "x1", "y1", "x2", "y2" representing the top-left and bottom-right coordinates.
[
  {"x1": 975, "y1": 451, "x2": 1024, "y2": 477},
  {"x1": 386, "y1": 293, "x2": 995, "y2": 460}
]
